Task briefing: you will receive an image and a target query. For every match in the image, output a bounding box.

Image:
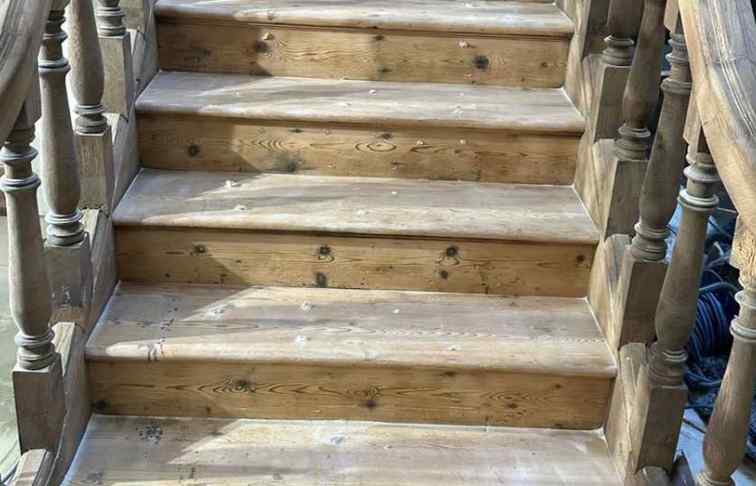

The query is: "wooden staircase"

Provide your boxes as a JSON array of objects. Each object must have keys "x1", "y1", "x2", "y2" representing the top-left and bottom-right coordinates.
[{"x1": 65, "y1": 1, "x2": 621, "y2": 484}]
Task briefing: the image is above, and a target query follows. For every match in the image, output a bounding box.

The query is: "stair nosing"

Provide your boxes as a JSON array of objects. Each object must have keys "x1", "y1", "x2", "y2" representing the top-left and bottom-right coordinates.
[
  {"x1": 136, "y1": 71, "x2": 585, "y2": 135},
  {"x1": 154, "y1": 0, "x2": 575, "y2": 39},
  {"x1": 112, "y1": 169, "x2": 600, "y2": 246},
  {"x1": 85, "y1": 282, "x2": 617, "y2": 379}
]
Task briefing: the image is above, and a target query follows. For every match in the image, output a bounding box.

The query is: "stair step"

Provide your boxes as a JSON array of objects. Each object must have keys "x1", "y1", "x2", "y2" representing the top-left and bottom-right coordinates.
[
  {"x1": 113, "y1": 170, "x2": 599, "y2": 296},
  {"x1": 137, "y1": 71, "x2": 584, "y2": 184},
  {"x1": 155, "y1": 0, "x2": 573, "y2": 87},
  {"x1": 86, "y1": 282, "x2": 616, "y2": 428},
  {"x1": 66, "y1": 415, "x2": 622, "y2": 485}
]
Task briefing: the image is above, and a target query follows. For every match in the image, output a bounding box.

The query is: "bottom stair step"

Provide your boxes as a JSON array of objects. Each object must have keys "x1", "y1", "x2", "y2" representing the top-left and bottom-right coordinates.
[
  {"x1": 65, "y1": 415, "x2": 622, "y2": 485},
  {"x1": 86, "y1": 282, "x2": 616, "y2": 429}
]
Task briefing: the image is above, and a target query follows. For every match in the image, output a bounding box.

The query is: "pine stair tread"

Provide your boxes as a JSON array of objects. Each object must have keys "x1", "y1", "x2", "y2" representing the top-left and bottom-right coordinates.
[
  {"x1": 113, "y1": 169, "x2": 599, "y2": 245},
  {"x1": 136, "y1": 71, "x2": 585, "y2": 133},
  {"x1": 65, "y1": 414, "x2": 622, "y2": 485},
  {"x1": 87, "y1": 282, "x2": 616, "y2": 378},
  {"x1": 154, "y1": 0, "x2": 574, "y2": 38}
]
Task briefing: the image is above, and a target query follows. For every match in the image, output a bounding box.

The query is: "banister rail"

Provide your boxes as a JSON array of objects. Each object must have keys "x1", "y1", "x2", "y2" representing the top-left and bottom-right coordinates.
[
  {"x1": 0, "y1": 0, "x2": 53, "y2": 144},
  {"x1": 679, "y1": 0, "x2": 756, "y2": 237}
]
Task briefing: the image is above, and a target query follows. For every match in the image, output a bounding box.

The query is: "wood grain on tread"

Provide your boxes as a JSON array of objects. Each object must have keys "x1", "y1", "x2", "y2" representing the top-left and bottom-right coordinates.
[
  {"x1": 137, "y1": 73, "x2": 585, "y2": 133},
  {"x1": 136, "y1": 73, "x2": 583, "y2": 183},
  {"x1": 85, "y1": 283, "x2": 614, "y2": 427},
  {"x1": 113, "y1": 169, "x2": 598, "y2": 244},
  {"x1": 156, "y1": 6, "x2": 571, "y2": 87},
  {"x1": 88, "y1": 282, "x2": 616, "y2": 377},
  {"x1": 64, "y1": 415, "x2": 622, "y2": 485},
  {"x1": 155, "y1": 0, "x2": 574, "y2": 37}
]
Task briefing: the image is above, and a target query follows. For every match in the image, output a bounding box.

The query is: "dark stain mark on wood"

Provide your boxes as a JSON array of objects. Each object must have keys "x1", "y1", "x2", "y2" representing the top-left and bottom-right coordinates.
[
  {"x1": 191, "y1": 244, "x2": 207, "y2": 255},
  {"x1": 254, "y1": 41, "x2": 270, "y2": 54},
  {"x1": 439, "y1": 270, "x2": 450, "y2": 280},
  {"x1": 315, "y1": 272, "x2": 328, "y2": 287},
  {"x1": 374, "y1": 34, "x2": 385, "y2": 41},
  {"x1": 187, "y1": 144, "x2": 200, "y2": 157},
  {"x1": 93, "y1": 400, "x2": 108, "y2": 412},
  {"x1": 364, "y1": 399, "x2": 378, "y2": 409},
  {"x1": 474, "y1": 55, "x2": 490, "y2": 71}
]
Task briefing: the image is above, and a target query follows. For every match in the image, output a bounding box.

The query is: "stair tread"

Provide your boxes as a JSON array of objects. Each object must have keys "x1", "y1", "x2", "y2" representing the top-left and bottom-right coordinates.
[
  {"x1": 66, "y1": 414, "x2": 621, "y2": 485},
  {"x1": 137, "y1": 71, "x2": 584, "y2": 133},
  {"x1": 87, "y1": 282, "x2": 615, "y2": 378},
  {"x1": 155, "y1": 0, "x2": 574, "y2": 37},
  {"x1": 113, "y1": 169, "x2": 599, "y2": 244}
]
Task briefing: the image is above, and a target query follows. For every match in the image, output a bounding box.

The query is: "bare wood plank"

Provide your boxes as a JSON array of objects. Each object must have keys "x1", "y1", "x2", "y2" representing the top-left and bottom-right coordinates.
[
  {"x1": 137, "y1": 72, "x2": 585, "y2": 133},
  {"x1": 64, "y1": 415, "x2": 622, "y2": 485},
  {"x1": 113, "y1": 170, "x2": 598, "y2": 245},
  {"x1": 88, "y1": 282, "x2": 616, "y2": 378},
  {"x1": 156, "y1": 21, "x2": 569, "y2": 87},
  {"x1": 89, "y1": 359, "x2": 612, "y2": 428},
  {"x1": 115, "y1": 227, "x2": 595, "y2": 297},
  {"x1": 155, "y1": 0, "x2": 574, "y2": 37},
  {"x1": 138, "y1": 115, "x2": 579, "y2": 184}
]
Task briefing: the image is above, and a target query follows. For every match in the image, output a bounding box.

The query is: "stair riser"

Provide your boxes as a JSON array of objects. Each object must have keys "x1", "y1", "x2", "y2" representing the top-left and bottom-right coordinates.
[
  {"x1": 88, "y1": 360, "x2": 612, "y2": 429},
  {"x1": 157, "y1": 21, "x2": 569, "y2": 87},
  {"x1": 115, "y1": 228, "x2": 595, "y2": 297},
  {"x1": 138, "y1": 115, "x2": 579, "y2": 184}
]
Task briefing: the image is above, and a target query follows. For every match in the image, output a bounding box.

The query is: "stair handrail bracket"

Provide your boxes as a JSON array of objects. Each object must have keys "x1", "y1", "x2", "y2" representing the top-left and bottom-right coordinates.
[{"x1": 679, "y1": 0, "x2": 756, "y2": 236}]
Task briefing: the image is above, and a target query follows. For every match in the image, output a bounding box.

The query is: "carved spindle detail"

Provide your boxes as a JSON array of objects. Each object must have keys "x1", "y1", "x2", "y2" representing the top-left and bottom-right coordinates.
[
  {"x1": 68, "y1": 0, "x2": 106, "y2": 135},
  {"x1": 603, "y1": 0, "x2": 639, "y2": 67},
  {"x1": 615, "y1": 0, "x2": 668, "y2": 164},
  {"x1": 631, "y1": 131, "x2": 720, "y2": 471},
  {"x1": 39, "y1": 6, "x2": 86, "y2": 247},
  {"x1": 95, "y1": 0, "x2": 126, "y2": 37},
  {"x1": 698, "y1": 223, "x2": 756, "y2": 486},
  {"x1": 631, "y1": 25, "x2": 693, "y2": 261},
  {"x1": 0, "y1": 109, "x2": 55, "y2": 371}
]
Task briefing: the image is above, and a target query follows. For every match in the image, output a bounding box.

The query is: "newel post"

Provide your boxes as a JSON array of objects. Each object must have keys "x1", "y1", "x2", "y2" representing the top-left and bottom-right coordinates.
[
  {"x1": 68, "y1": 0, "x2": 115, "y2": 212},
  {"x1": 630, "y1": 130, "x2": 720, "y2": 472},
  {"x1": 39, "y1": 0, "x2": 93, "y2": 321},
  {"x1": 0, "y1": 92, "x2": 65, "y2": 453},
  {"x1": 591, "y1": 0, "x2": 643, "y2": 141},
  {"x1": 615, "y1": 12, "x2": 692, "y2": 348},
  {"x1": 96, "y1": 0, "x2": 134, "y2": 117},
  {"x1": 698, "y1": 220, "x2": 756, "y2": 486}
]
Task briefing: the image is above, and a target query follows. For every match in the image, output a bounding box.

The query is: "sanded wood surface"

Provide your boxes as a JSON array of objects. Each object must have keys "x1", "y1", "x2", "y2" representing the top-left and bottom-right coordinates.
[
  {"x1": 85, "y1": 282, "x2": 614, "y2": 428},
  {"x1": 138, "y1": 115, "x2": 580, "y2": 184},
  {"x1": 88, "y1": 282, "x2": 615, "y2": 376},
  {"x1": 136, "y1": 72, "x2": 583, "y2": 183},
  {"x1": 155, "y1": 0, "x2": 574, "y2": 37},
  {"x1": 114, "y1": 227, "x2": 595, "y2": 297},
  {"x1": 113, "y1": 169, "x2": 598, "y2": 244},
  {"x1": 137, "y1": 72, "x2": 585, "y2": 133},
  {"x1": 64, "y1": 415, "x2": 622, "y2": 485},
  {"x1": 156, "y1": 18, "x2": 569, "y2": 87}
]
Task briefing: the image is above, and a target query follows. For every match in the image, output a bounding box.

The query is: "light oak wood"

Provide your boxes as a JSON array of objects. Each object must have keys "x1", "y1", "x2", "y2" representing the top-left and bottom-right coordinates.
[
  {"x1": 136, "y1": 72, "x2": 584, "y2": 183},
  {"x1": 86, "y1": 282, "x2": 615, "y2": 428},
  {"x1": 155, "y1": 2, "x2": 572, "y2": 87},
  {"x1": 112, "y1": 170, "x2": 597, "y2": 296},
  {"x1": 64, "y1": 415, "x2": 623, "y2": 485},
  {"x1": 114, "y1": 169, "x2": 598, "y2": 244},
  {"x1": 137, "y1": 72, "x2": 585, "y2": 133},
  {"x1": 155, "y1": 0, "x2": 575, "y2": 37},
  {"x1": 679, "y1": 0, "x2": 756, "y2": 237}
]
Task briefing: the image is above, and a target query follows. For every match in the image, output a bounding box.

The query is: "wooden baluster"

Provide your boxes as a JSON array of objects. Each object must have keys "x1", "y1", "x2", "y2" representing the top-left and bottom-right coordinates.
[
  {"x1": 615, "y1": 0, "x2": 667, "y2": 165},
  {"x1": 0, "y1": 93, "x2": 64, "y2": 453},
  {"x1": 68, "y1": 0, "x2": 115, "y2": 212},
  {"x1": 39, "y1": 1, "x2": 92, "y2": 318},
  {"x1": 630, "y1": 130, "x2": 720, "y2": 471},
  {"x1": 614, "y1": 15, "x2": 693, "y2": 347},
  {"x1": 592, "y1": 0, "x2": 643, "y2": 140},
  {"x1": 630, "y1": 21, "x2": 691, "y2": 261},
  {"x1": 96, "y1": 0, "x2": 134, "y2": 117},
  {"x1": 698, "y1": 221, "x2": 756, "y2": 486}
]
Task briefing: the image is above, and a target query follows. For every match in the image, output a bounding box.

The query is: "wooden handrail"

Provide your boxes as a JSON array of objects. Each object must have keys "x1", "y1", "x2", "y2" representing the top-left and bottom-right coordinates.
[
  {"x1": 0, "y1": 0, "x2": 53, "y2": 145},
  {"x1": 679, "y1": 0, "x2": 756, "y2": 235}
]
